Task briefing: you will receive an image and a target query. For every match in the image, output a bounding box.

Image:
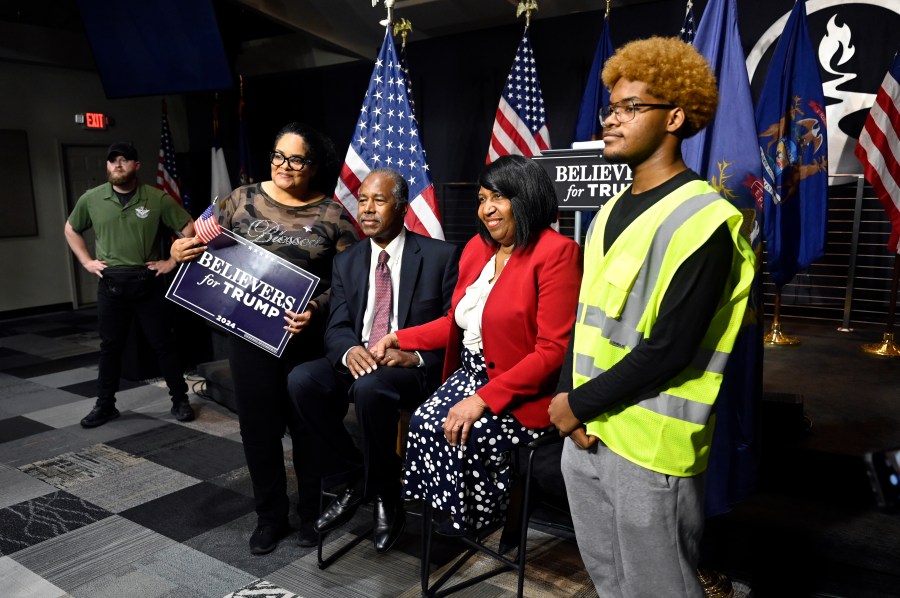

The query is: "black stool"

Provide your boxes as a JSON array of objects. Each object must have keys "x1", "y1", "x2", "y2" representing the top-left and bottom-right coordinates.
[{"x1": 418, "y1": 429, "x2": 563, "y2": 597}]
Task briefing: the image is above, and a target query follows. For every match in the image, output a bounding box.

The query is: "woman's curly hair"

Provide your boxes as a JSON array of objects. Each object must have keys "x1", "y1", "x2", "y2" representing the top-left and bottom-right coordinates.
[{"x1": 601, "y1": 36, "x2": 718, "y2": 138}]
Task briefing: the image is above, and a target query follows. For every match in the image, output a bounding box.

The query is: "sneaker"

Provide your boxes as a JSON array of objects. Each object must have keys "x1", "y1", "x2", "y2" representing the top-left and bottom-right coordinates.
[
  {"x1": 170, "y1": 400, "x2": 195, "y2": 422},
  {"x1": 249, "y1": 523, "x2": 289, "y2": 555},
  {"x1": 80, "y1": 403, "x2": 120, "y2": 428},
  {"x1": 296, "y1": 521, "x2": 318, "y2": 548}
]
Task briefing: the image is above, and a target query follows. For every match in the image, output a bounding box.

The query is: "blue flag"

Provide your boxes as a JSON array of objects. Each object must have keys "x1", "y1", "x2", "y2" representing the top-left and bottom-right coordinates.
[
  {"x1": 683, "y1": 0, "x2": 764, "y2": 518},
  {"x1": 573, "y1": 14, "x2": 613, "y2": 143},
  {"x1": 755, "y1": 0, "x2": 829, "y2": 288},
  {"x1": 572, "y1": 14, "x2": 613, "y2": 232}
]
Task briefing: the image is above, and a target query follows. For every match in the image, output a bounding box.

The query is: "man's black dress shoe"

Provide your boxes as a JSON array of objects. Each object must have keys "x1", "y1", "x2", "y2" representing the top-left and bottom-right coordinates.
[
  {"x1": 373, "y1": 496, "x2": 405, "y2": 553},
  {"x1": 314, "y1": 485, "x2": 364, "y2": 533}
]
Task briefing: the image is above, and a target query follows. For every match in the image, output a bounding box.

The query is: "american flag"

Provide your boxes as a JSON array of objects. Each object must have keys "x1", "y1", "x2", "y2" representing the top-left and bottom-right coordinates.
[
  {"x1": 194, "y1": 205, "x2": 222, "y2": 244},
  {"x1": 680, "y1": 0, "x2": 696, "y2": 44},
  {"x1": 335, "y1": 28, "x2": 444, "y2": 239},
  {"x1": 156, "y1": 112, "x2": 181, "y2": 202},
  {"x1": 486, "y1": 26, "x2": 550, "y2": 164},
  {"x1": 855, "y1": 51, "x2": 900, "y2": 253}
]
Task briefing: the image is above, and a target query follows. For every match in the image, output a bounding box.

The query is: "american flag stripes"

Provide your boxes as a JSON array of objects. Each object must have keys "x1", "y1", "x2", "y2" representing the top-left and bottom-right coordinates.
[
  {"x1": 855, "y1": 52, "x2": 900, "y2": 253},
  {"x1": 156, "y1": 113, "x2": 181, "y2": 202},
  {"x1": 486, "y1": 26, "x2": 550, "y2": 163},
  {"x1": 194, "y1": 205, "x2": 222, "y2": 244},
  {"x1": 335, "y1": 28, "x2": 444, "y2": 239}
]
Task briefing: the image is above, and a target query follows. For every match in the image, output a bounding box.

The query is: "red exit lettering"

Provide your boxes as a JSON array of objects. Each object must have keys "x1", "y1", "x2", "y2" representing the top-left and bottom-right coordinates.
[{"x1": 85, "y1": 112, "x2": 106, "y2": 129}]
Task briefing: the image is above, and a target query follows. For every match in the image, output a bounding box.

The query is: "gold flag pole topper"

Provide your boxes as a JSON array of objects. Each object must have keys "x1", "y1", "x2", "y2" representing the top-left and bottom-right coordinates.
[
  {"x1": 517, "y1": 1, "x2": 539, "y2": 26},
  {"x1": 394, "y1": 18, "x2": 412, "y2": 48}
]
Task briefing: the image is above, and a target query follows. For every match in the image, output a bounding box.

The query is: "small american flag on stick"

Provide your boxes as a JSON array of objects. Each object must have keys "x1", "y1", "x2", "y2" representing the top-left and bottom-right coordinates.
[{"x1": 194, "y1": 204, "x2": 222, "y2": 244}]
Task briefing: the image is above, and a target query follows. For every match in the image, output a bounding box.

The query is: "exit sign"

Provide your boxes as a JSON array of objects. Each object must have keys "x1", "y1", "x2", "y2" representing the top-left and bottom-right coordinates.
[{"x1": 74, "y1": 112, "x2": 111, "y2": 130}]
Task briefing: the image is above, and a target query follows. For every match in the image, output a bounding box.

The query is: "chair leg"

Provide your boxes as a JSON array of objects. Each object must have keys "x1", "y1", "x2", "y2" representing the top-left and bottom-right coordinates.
[
  {"x1": 515, "y1": 448, "x2": 539, "y2": 598},
  {"x1": 421, "y1": 500, "x2": 434, "y2": 595}
]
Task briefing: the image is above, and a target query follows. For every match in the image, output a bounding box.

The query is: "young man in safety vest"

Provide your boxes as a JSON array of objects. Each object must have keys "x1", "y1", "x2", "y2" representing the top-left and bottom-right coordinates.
[{"x1": 549, "y1": 37, "x2": 755, "y2": 597}]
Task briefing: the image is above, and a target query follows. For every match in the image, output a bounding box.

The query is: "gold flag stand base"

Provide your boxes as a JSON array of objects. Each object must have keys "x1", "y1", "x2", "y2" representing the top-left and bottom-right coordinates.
[
  {"x1": 698, "y1": 568, "x2": 734, "y2": 598},
  {"x1": 764, "y1": 322, "x2": 800, "y2": 346},
  {"x1": 861, "y1": 332, "x2": 900, "y2": 357}
]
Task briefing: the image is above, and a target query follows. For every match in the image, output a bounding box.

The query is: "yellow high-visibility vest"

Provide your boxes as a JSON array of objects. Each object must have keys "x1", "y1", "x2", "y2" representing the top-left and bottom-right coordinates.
[{"x1": 574, "y1": 179, "x2": 756, "y2": 476}]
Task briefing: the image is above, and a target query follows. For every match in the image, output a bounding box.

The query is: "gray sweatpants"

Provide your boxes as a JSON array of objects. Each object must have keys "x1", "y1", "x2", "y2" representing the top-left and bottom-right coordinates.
[{"x1": 561, "y1": 437, "x2": 706, "y2": 598}]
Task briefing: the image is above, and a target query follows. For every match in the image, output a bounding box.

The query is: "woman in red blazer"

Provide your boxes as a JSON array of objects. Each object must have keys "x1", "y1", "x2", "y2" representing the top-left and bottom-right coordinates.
[{"x1": 372, "y1": 155, "x2": 581, "y2": 534}]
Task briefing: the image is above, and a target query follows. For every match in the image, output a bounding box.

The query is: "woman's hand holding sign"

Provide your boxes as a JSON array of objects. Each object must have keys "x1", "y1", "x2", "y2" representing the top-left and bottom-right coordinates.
[{"x1": 171, "y1": 237, "x2": 207, "y2": 263}]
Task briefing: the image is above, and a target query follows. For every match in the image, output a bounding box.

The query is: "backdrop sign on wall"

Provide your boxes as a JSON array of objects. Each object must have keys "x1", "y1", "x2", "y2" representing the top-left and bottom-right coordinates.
[{"x1": 745, "y1": 0, "x2": 900, "y2": 182}]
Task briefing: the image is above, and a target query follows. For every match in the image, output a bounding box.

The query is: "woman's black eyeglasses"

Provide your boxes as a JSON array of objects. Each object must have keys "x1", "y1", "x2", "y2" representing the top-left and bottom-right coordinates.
[{"x1": 270, "y1": 151, "x2": 315, "y2": 171}]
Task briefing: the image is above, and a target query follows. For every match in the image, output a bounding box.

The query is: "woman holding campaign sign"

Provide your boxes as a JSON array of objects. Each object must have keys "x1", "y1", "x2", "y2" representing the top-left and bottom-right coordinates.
[
  {"x1": 371, "y1": 155, "x2": 581, "y2": 536},
  {"x1": 172, "y1": 122, "x2": 358, "y2": 554}
]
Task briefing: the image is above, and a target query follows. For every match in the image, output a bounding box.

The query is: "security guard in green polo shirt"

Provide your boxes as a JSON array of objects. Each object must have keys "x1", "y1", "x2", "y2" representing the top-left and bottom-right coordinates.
[
  {"x1": 65, "y1": 142, "x2": 196, "y2": 427},
  {"x1": 549, "y1": 38, "x2": 755, "y2": 597}
]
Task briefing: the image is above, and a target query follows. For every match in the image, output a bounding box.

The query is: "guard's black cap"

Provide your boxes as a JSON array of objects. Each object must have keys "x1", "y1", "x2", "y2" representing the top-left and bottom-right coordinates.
[{"x1": 107, "y1": 142, "x2": 139, "y2": 162}]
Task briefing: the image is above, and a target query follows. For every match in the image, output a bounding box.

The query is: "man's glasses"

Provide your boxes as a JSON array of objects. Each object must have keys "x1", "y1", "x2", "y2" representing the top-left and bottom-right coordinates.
[
  {"x1": 599, "y1": 100, "x2": 677, "y2": 124},
  {"x1": 269, "y1": 151, "x2": 315, "y2": 171}
]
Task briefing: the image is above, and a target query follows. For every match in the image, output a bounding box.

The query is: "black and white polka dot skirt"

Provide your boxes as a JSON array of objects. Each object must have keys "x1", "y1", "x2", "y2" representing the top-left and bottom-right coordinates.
[{"x1": 403, "y1": 348, "x2": 546, "y2": 533}]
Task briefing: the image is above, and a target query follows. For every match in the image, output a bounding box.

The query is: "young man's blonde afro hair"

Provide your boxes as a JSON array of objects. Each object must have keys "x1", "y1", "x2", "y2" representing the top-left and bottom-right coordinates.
[{"x1": 601, "y1": 36, "x2": 718, "y2": 138}]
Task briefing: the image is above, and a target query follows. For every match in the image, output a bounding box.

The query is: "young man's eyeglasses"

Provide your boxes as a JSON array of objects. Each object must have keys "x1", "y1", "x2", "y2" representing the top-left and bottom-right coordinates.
[
  {"x1": 269, "y1": 151, "x2": 315, "y2": 171},
  {"x1": 599, "y1": 100, "x2": 677, "y2": 124}
]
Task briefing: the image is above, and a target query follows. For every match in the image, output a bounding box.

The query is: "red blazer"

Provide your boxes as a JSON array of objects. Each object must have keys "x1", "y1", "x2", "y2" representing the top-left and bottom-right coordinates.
[{"x1": 396, "y1": 228, "x2": 582, "y2": 428}]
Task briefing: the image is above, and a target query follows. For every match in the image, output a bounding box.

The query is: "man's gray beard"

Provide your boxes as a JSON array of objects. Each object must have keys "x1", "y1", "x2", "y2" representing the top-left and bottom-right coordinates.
[{"x1": 107, "y1": 171, "x2": 136, "y2": 186}]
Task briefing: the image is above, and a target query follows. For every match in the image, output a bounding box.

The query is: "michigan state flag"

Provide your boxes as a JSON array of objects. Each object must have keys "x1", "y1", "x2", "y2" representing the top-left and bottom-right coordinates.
[
  {"x1": 682, "y1": 0, "x2": 764, "y2": 518},
  {"x1": 755, "y1": 0, "x2": 829, "y2": 288}
]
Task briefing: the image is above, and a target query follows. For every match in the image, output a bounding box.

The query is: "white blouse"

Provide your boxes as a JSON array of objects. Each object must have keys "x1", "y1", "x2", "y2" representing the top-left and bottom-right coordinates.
[{"x1": 454, "y1": 253, "x2": 505, "y2": 353}]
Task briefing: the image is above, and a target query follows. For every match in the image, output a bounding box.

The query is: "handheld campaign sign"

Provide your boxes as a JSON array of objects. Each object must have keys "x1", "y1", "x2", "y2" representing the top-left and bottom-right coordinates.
[{"x1": 166, "y1": 229, "x2": 319, "y2": 357}]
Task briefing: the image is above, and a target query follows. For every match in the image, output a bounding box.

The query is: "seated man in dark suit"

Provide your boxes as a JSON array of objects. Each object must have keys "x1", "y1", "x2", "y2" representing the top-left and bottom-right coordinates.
[{"x1": 287, "y1": 167, "x2": 459, "y2": 552}]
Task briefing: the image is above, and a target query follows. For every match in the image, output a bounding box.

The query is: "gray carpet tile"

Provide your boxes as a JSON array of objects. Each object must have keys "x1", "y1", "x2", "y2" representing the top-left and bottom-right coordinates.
[
  {"x1": 4, "y1": 321, "x2": 84, "y2": 335},
  {"x1": 0, "y1": 415, "x2": 55, "y2": 443},
  {"x1": 224, "y1": 579, "x2": 298, "y2": 598},
  {"x1": 23, "y1": 396, "x2": 113, "y2": 430},
  {"x1": 0, "y1": 333, "x2": 98, "y2": 360},
  {"x1": 0, "y1": 466, "x2": 55, "y2": 509},
  {"x1": 0, "y1": 349, "x2": 46, "y2": 372},
  {"x1": 0, "y1": 380, "x2": 89, "y2": 416},
  {"x1": 9, "y1": 515, "x2": 174, "y2": 589},
  {"x1": 59, "y1": 376, "x2": 145, "y2": 399},
  {"x1": 185, "y1": 512, "x2": 313, "y2": 580},
  {"x1": 68, "y1": 542, "x2": 256, "y2": 598},
  {"x1": 107, "y1": 423, "x2": 247, "y2": 481},
  {"x1": 3, "y1": 352, "x2": 102, "y2": 379},
  {"x1": 177, "y1": 401, "x2": 242, "y2": 439},
  {"x1": 120, "y1": 481, "x2": 253, "y2": 543},
  {"x1": 0, "y1": 555, "x2": 70, "y2": 598},
  {"x1": 207, "y1": 465, "x2": 255, "y2": 499},
  {"x1": 19, "y1": 444, "x2": 140, "y2": 490},
  {"x1": 0, "y1": 426, "x2": 99, "y2": 469},
  {"x1": 18, "y1": 444, "x2": 144, "y2": 489},
  {"x1": 27, "y1": 367, "x2": 99, "y2": 389},
  {"x1": 65, "y1": 458, "x2": 200, "y2": 514},
  {"x1": 0, "y1": 490, "x2": 112, "y2": 555},
  {"x1": 65, "y1": 411, "x2": 170, "y2": 444},
  {"x1": 266, "y1": 532, "x2": 422, "y2": 598}
]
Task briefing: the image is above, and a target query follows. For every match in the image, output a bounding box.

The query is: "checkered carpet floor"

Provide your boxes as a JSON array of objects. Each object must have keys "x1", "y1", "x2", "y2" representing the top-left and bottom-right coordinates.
[{"x1": 0, "y1": 309, "x2": 594, "y2": 598}]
